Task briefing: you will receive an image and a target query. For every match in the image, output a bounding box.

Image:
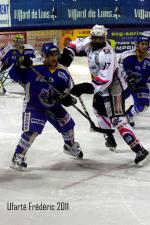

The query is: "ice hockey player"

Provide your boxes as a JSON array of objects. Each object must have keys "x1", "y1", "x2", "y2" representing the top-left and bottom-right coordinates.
[
  {"x1": 120, "y1": 35, "x2": 150, "y2": 127},
  {"x1": 0, "y1": 34, "x2": 36, "y2": 94},
  {"x1": 59, "y1": 24, "x2": 149, "y2": 165},
  {"x1": 9, "y1": 42, "x2": 83, "y2": 171}
]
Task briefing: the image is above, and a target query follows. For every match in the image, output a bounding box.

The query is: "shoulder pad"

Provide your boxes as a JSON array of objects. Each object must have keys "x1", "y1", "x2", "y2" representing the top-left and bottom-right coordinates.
[
  {"x1": 105, "y1": 42, "x2": 115, "y2": 53},
  {"x1": 24, "y1": 44, "x2": 34, "y2": 50},
  {"x1": 32, "y1": 57, "x2": 44, "y2": 66},
  {"x1": 121, "y1": 49, "x2": 136, "y2": 58},
  {"x1": 0, "y1": 44, "x2": 15, "y2": 58},
  {"x1": 82, "y1": 36, "x2": 91, "y2": 47},
  {"x1": 119, "y1": 49, "x2": 136, "y2": 63},
  {"x1": 58, "y1": 63, "x2": 69, "y2": 73}
]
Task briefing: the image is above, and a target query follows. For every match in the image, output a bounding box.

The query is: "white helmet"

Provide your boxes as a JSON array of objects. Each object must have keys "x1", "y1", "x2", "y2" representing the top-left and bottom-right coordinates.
[{"x1": 90, "y1": 25, "x2": 108, "y2": 37}]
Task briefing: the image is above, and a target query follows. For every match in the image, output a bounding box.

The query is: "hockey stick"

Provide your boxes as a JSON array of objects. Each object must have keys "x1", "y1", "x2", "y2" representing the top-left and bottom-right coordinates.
[
  {"x1": 70, "y1": 76, "x2": 92, "y2": 119},
  {"x1": 31, "y1": 66, "x2": 114, "y2": 134},
  {"x1": 69, "y1": 73, "x2": 115, "y2": 134},
  {"x1": 72, "y1": 104, "x2": 114, "y2": 133}
]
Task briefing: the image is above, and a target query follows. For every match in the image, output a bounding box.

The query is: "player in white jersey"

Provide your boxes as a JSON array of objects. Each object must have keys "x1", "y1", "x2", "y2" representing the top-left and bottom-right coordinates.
[{"x1": 60, "y1": 25, "x2": 149, "y2": 165}]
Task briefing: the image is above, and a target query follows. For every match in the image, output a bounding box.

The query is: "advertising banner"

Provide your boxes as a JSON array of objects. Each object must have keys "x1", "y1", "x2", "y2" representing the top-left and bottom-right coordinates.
[
  {"x1": 0, "y1": 0, "x2": 11, "y2": 27},
  {"x1": 10, "y1": 0, "x2": 150, "y2": 28},
  {"x1": 60, "y1": 27, "x2": 150, "y2": 53}
]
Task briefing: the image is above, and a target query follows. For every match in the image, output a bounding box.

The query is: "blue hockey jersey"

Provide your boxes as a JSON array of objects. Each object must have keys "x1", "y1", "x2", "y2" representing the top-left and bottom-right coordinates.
[
  {"x1": 120, "y1": 49, "x2": 150, "y2": 86},
  {"x1": 0, "y1": 44, "x2": 35, "y2": 69},
  {"x1": 9, "y1": 63, "x2": 71, "y2": 110}
]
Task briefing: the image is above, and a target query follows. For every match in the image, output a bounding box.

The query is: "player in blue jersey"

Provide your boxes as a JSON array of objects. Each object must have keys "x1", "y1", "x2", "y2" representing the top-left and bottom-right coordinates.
[
  {"x1": 0, "y1": 34, "x2": 36, "y2": 94},
  {"x1": 9, "y1": 42, "x2": 83, "y2": 171},
  {"x1": 120, "y1": 35, "x2": 150, "y2": 127}
]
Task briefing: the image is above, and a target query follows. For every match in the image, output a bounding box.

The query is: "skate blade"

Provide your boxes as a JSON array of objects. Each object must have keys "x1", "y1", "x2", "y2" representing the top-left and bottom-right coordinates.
[
  {"x1": 5, "y1": 92, "x2": 23, "y2": 98},
  {"x1": 108, "y1": 147, "x2": 118, "y2": 153},
  {"x1": 10, "y1": 163, "x2": 25, "y2": 171},
  {"x1": 135, "y1": 155, "x2": 150, "y2": 167},
  {"x1": 63, "y1": 150, "x2": 83, "y2": 160}
]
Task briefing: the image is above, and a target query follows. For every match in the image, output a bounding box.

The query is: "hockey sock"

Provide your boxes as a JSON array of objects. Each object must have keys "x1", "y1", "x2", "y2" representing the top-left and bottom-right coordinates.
[
  {"x1": 118, "y1": 124, "x2": 143, "y2": 151},
  {"x1": 127, "y1": 104, "x2": 145, "y2": 117},
  {"x1": 15, "y1": 132, "x2": 38, "y2": 155},
  {"x1": 62, "y1": 129, "x2": 74, "y2": 146}
]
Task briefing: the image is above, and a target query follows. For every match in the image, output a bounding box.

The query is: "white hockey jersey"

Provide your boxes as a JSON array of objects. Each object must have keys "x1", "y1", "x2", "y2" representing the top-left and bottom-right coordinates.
[{"x1": 67, "y1": 37, "x2": 127, "y2": 94}]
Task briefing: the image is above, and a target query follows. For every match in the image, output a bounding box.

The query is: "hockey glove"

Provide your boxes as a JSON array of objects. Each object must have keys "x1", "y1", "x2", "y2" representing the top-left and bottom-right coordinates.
[
  {"x1": 0, "y1": 59, "x2": 10, "y2": 72},
  {"x1": 70, "y1": 83, "x2": 94, "y2": 97},
  {"x1": 15, "y1": 56, "x2": 33, "y2": 69},
  {"x1": 59, "y1": 94, "x2": 77, "y2": 107},
  {"x1": 127, "y1": 76, "x2": 138, "y2": 92},
  {"x1": 58, "y1": 48, "x2": 74, "y2": 67}
]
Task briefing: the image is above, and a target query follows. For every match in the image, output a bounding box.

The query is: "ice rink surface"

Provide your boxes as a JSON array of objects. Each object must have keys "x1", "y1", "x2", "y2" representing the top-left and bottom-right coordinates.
[{"x1": 0, "y1": 57, "x2": 150, "y2": 225}]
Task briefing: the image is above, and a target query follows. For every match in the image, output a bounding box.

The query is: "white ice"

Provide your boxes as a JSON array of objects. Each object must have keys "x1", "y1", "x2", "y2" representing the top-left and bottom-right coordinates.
[{"x1": 0, "y1": 57, "x2": 150, "y2": 225}]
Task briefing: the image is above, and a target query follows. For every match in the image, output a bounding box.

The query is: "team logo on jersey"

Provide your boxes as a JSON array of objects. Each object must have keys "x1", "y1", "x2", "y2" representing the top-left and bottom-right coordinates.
[
  {"x1": 47, "y1": 77, "x2": 54, "y2": 83},
  {"x1": 103, "y1": 49, "x2": 110, "y2": 54},
  {"x1": 39, "y1": 88, "x2": 54, "y2": 107},
  {"x1": 135, "y1": 66, "x2": 141, "y2": 71},
  {"x1": 143, "y1": 60, "x2": 150, "y2": 69}
]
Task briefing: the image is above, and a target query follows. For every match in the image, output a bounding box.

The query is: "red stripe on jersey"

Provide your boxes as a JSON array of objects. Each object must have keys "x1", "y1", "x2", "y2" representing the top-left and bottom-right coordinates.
[
  {"x1": 68, "y1": 43, "x2": 76, "y2": 48},
  {"x1": 95, "y1": 76, "x2": 109, "y2": 84}
]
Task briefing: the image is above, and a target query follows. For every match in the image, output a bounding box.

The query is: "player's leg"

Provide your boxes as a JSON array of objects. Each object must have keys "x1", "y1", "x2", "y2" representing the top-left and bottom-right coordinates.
[
  {"x1": 126, "y1": 87, "x2": 150, "y2": 126},
  {"x1": 47, "y1": 104, "x2": 83, "y2": 159},
  {"x1": 11, "y1": 131, "x2": 38, "y2": 170},
  {"x1": 11, "y1": 109, "x2": 47, "y2": 170},
  {"x1": 0, "y1": 80, "x2": 7, "y2": 95},
  {"x1": 112, "y1": 116, "x2": 149, "y2": 164},
  {"x1": 104, "y1": 91, "x2": 149, "y2": 164},
  {"x1": 93, "y1": 92, "x2": 117, "y2": 151}
]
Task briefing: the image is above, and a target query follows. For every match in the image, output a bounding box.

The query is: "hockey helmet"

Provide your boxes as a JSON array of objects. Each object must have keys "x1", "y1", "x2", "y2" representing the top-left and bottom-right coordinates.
[
  {"x1": 41, "y1": 42, "x2": 59, "y2": 57},
  {"x1": 13, "y1": 34, "x2": 25, "y2": 49},
  {"x1": 13, "y1": 34, "x2": 25, "y2": 44},
  {"x1": 136, "y1": 35, "x2": 149, "y2": 44},
  {"x1": 90, "y1": 25, "x2": 108, "y2": 37}
]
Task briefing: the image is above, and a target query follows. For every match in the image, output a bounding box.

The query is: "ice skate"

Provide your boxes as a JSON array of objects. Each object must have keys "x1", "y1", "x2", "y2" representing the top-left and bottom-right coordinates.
[
  {"x1": 104, "y1": 134, "x2": 117, "y2": 152},
  {"x1": 63, "y1": 142, "x2": 83, "y2": 159},
  {"x1": 135, "y1": 148, "x2": 149, "y2": 166},
  {"x1": 126, "y1": 107, "x2": 135, "y2": 127},
  {"x1": 126, "y1": 114, "x2": 135, "y2": 127},
  {"x1": 10, "y1": 153, "x2": 27, "y2": 171},
  {"x1": 0, "y1": 86, "x2": 7, "y2": 95}
]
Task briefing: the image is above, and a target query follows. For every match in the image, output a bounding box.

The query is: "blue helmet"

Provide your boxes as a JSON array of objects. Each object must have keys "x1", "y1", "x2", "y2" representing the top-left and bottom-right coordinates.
[
  {"x1": 41, "y1": 42, "x2": 58, "y2": 56},
  {"x1": 136, "y1": 35, "x2": 150, "y2": 44}
]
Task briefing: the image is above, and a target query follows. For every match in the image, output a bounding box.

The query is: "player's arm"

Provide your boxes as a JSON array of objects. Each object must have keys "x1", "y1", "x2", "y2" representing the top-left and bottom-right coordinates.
[
  {"x1": 24, "y1": 44, "x2": 36, "y2": 58},
  {"x1": 58, "y1": 37, "x2": 90, "y2": 67},
  {"x1": 55, "y1": 67, "x2": 77, "y2": 107},
  {"x1": 70, "y1": 51, "x2": 116, "y2": 96},
  {"x1": 122, "y1": 57, "x2": 139, "y2": 92},
  {"x1": 0, "y1": 45, "x2": 12, "y2": 72},
  {"x1": 9, "y1": 56, "x2": 32, "y2": 84}
]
